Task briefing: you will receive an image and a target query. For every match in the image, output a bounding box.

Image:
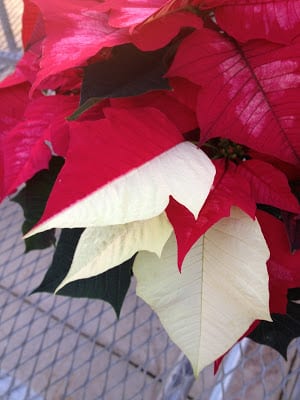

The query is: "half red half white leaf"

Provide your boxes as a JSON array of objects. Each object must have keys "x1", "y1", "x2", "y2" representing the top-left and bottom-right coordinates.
[
  {"x1": 26, "y1": 107, "x2": 215, "y2": 236},
  {"x1": 26, "y1": 140, "x2": 215, "y2": 236}
]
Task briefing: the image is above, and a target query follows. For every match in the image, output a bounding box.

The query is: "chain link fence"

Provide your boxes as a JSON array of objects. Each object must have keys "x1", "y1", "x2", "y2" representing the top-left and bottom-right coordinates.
[
  {"x1": 0, "y1": 0, "x2": 22, "y2": 78},
  {"x1": 1, "y1": 1, "x2": 300, "y2": 398}
]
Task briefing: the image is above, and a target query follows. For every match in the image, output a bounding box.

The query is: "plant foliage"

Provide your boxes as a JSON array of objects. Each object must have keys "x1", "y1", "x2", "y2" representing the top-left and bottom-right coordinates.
[{"x1": 1, "y1": 0, "x2": 300, "y2": 374}]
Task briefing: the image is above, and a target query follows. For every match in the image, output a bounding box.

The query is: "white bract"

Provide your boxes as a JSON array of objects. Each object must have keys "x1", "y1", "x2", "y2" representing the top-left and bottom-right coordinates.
[
  {"x1": 133, "y1": 208, "x2": 271, "y2": 375},
  {"x1": 55, "y1": 212, "x2": 172, "y2": 292}
]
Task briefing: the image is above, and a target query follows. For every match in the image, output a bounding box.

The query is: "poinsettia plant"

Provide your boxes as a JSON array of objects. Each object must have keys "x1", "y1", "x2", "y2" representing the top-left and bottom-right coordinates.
[{"x1": 1, "y1": 0, "x2": 300, "y2": 375}]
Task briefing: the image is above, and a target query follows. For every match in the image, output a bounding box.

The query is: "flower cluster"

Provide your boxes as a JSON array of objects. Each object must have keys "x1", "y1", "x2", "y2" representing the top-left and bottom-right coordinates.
[{"x1": 1, "y1": 0, "x2": 300, "y2": 374}]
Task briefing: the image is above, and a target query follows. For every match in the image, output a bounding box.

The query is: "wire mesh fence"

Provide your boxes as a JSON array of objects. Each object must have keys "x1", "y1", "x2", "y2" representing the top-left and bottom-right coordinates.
[
  {"x1": 0, "y1": 0, "x2": 22, "y2": 78},
  {"x1": 1, "y1": 1, "x2": 300, "y2": 399}
]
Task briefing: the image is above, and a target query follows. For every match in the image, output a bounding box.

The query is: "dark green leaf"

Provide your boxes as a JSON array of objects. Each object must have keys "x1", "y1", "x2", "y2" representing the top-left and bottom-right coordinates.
[
  {"x1": 69, "y1": 43, "x2": 171, "y2": 120},
  {"x1": 59, "y1": 260, "x2": 133, "y2": 317},
  {"x1": 32, "y1": 228, "x2": 84, "y2": 292},
  {"x1": 248, "y1": 288, "x2": 300, "y2": 358},
  {"x1": 11, "y1": 156, "x2": 64, "y2": 252},
  {"x1": 33, "y1": 228, "x2": 134, "y2": 317},
  {"x1": 257, "y1": 204, "x2": 282, "y2": 220}
]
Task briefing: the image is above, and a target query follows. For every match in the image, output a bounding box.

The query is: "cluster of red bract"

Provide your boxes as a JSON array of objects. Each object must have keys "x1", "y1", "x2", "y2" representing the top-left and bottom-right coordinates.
[{"x1": 1, "y1": 0, "x2": 300, "y2": 361}]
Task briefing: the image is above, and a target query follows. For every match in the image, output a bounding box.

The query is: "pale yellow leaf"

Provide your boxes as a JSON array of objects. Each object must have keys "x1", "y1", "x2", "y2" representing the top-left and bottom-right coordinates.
[
  {"x1": 133, "y1": 207, "x2": 271, "y2": 376},
  {"x1": 25, "y1": 142, "x2": 215, "y2": 237},
  {"x1": 55, "y1": 212, "x2": 173, "y2": 292}
]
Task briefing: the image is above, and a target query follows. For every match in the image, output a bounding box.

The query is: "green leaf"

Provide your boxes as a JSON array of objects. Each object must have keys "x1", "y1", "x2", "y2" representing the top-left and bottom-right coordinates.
[
  {"x1": 11, "y1": 156, "x2": 64, "y2": 252},
  {"x1": 248, "y1": 288, "x2": 300, "y2": 359},
  {"x1": 60, "y1": 260, "x2": 133, "y2": 317},
  {"x1": 69, "y1": 43, "x2": 171, "y2": 120},
  {"x1": 32, "y1": 228, "x2": 84, "y2": 292},
  {"x1": 33, "y1": 228, "x2": 133, "y2": 317}
]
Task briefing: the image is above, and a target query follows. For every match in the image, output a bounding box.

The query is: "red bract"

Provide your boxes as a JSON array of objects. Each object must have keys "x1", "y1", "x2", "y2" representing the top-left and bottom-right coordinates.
[
  {"x1": 237, "y1": 160, "x2": 300, "y2": 214},
  {"x1": 110, "y1": 90, "x2": 197, "y2": 133},
  {"x1": 2, "y1": 94, "x2": 80, "y2": 200},
  {"x1": 22, "y1": 0, "x2": 44, "y2": 48},
  {"x1": 30, "y1": 0, "x2": 129, "y2": 91},
  {"x1": 0, "y1": 83, "x2": 31, "y2": 199},
  {"x1": 131, "y1": 9, "x2": 202, "y2": 51},
  {"x1": 167, "y1": 156, "x2": 299, "y2": 268},
  {"x1": 50, "y1": 100, "x2": 110, "y2": 159},
  {"x1": 36, "y1": 107, "x2": 183, "y2": 226},
  {"x1": 168, "y1": 28, "x2": 300, "y2": 165},
  {"x1": 91, "y1": 0, "x2": 190, "y2": 30},
  {"x1": 0, "y1": 56, "x2": 82, "y2": 200},
  {"x1": 247, "y1": 150, "x2": 300, "y2": 182},
  {"x1": 201, "y1": 0, "x2": 300, "y2": 44},
  {"x1": 0, "y1": 11, "x2": 82, "y2": 94},
  {"x1": 29, "y1": 0, "x2": 202, "y2": 90},
  {"x1": 104, "y1": 0, "x2": 167, "y2": 28},
  {"x1": 0, "y1": 83, "x2": 30, "y2": 134},
  {"x1": 130, "y1": 0, "x2": 201, "y2": 51},
  {"x1": 257, "y1": 210, "x2": 300, "y2": 313},
  {"x1": 167, "y1": 159, "x2": 255, "y2": 268},
  {"x1": 168, "y1": 77, "x2": 199, "y2": 112}
]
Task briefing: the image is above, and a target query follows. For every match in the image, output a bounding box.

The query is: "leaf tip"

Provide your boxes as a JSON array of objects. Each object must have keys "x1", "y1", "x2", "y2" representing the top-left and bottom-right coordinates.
[{"x1": 54, "y1": 280, "x2": 66, "y2": 295}]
